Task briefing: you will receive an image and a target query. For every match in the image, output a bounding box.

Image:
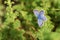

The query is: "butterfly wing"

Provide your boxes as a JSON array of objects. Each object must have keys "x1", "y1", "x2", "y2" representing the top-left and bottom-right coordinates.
[
  {"x1": 40, "y1": 15, "x2": 47, "y2": 21},
  {"x1": 33, "y1": 10, "x2": 39, "y2": 17},
  {"x1": 38, "y1": 19, "x2": 43, "y2": 26},
  {"x1": 39, "y1": 10, "x2": 45, "y2": 15},
  {"x1": 38, "y1": 10, "x2": 47, "y2": 21},
  {"x1": 42, "y1": 16, "x2": 47, "y2": 21}
]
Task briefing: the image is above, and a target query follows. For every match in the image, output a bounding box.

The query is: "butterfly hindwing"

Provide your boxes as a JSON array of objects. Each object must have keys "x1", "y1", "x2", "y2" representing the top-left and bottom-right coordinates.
[{"x1": 38, "y1": 19, "x2": 43, "y2": 26}]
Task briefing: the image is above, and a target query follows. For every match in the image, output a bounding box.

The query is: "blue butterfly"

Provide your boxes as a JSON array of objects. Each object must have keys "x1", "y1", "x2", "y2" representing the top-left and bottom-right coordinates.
[{"x1": 33, "y1": 10, "x2": 47, "y2": 27}]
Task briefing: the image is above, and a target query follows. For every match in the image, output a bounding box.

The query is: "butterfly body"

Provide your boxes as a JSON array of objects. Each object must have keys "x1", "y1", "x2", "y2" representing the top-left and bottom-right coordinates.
[
  {"x1": 33, "y1": 10, "x2": 47, "y2": 27},
  {"x1": 38, "y1": 14, "x2": 46, "y2": 21}
]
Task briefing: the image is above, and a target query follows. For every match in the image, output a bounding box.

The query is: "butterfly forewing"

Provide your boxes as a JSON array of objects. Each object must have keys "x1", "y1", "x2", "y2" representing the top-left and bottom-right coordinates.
[
  {"x1": 39, "y1": 10, "x2": 45, "y2": 15},
  {"x1": 38, "y1": 10, "x2": 47, "y2": 21},
  {"x1": 33, "y1": 10, "x2": 39, "y2": 17}
]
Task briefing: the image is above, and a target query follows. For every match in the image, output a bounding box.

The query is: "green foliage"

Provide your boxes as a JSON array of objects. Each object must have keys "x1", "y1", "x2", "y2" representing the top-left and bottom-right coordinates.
[{"x1": 0, "y1": 0, "x2": 60, "y2": 40}]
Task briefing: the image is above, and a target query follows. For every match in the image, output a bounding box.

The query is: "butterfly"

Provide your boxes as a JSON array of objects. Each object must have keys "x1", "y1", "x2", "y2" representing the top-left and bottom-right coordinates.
[{"x1": 33, "y1": 10, "x2": 47, "y2": 27}]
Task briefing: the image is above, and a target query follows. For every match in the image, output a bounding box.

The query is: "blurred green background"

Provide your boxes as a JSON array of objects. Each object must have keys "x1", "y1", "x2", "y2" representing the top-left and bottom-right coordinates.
[{"x1": 0, "y1": 0, "x2": 60, "y2": 40}]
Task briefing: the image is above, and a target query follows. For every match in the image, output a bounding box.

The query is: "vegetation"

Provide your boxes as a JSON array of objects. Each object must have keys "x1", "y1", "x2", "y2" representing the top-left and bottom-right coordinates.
[{"x1": 0, "y1": 0, "x2": 60, "y2": 40}]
